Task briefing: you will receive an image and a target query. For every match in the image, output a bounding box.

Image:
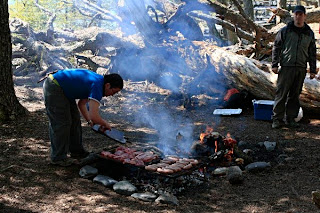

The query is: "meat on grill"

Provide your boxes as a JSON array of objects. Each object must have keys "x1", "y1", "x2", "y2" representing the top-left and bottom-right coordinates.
[
  {"x1": 101, "y1": 146, "x2": 158, "y2": 166},
  {"x1": 145, "y1": 157, "x2": 199, "y2": 174}
]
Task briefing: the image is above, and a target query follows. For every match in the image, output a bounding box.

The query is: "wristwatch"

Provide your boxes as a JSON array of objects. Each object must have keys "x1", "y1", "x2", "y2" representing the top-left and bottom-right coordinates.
[{"x1": 87, "y1": 120, "x2": 93, "y2": 126}]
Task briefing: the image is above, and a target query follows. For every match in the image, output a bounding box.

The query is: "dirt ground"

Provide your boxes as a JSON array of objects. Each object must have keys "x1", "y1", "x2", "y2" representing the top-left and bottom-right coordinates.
[{"x1": 1, "y1": 77, "x2": 320, "y2": 213}]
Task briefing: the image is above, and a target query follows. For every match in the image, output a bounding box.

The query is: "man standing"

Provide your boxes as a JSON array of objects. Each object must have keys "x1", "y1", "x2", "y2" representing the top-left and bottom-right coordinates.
[
  {"x1": 271, "y1": 5, "x2": 317, "y2": 129},
  {"x1": 43, "y1": 69, "x2": 123, "y2": 166}
]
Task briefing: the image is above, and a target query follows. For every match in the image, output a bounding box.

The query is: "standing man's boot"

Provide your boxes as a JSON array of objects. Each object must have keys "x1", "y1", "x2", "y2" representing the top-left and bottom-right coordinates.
[
  {"x1": 272, "y1": 120, "x2": 281, "y2": 129},
  {"x1": 286, "y1": 119, "x2": 300, "y2": 128}
]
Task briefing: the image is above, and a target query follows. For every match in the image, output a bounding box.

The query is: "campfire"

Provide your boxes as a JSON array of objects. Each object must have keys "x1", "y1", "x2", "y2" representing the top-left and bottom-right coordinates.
[
  {"x1": 80, "y1": 126, "x2": 281, "y2": 202},
  {"x1": 93, "y1": 125, "x2": 239, "y2": 184},
  {"x1": 192, "y1": 126, "x2": 237, "y2": 166}
]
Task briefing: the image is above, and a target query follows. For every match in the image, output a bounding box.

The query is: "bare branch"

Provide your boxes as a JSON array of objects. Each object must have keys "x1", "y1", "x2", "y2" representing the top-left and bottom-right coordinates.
[
  {"x1": 34, "y1": 0, "x2": 56, "y2": 31},
  {"x1": 188, "y1": 11, "x2": 255, "y2": 42}
]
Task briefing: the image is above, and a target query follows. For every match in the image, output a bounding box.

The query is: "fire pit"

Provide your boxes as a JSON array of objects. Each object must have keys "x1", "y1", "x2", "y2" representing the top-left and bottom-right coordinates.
[{"x1": 191, "y1": 126, "x2": 238, "y2": 167}]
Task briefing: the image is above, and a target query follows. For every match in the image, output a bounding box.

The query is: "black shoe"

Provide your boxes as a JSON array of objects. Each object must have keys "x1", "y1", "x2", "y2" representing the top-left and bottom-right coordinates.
[
  {"x1": 50, "y1": 158, "x2": 77, "y2": 167},
  {"x1": 71, "y1": 151, "x2": 90, "y2": 159},
  {"x1": 286, "y1": 120, "x2": 300, "y2": 128},
  {"x1": 272, "y1": 120, "x2": 281, "y2": 129}
]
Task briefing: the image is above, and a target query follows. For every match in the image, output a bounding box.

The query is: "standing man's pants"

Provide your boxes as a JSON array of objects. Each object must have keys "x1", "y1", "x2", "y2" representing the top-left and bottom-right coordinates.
[
  {"x1": 43, "y1": 78, "x2": 84, "y2": 161},
  {"x1": 273, "y1": 66, "x2": 306, "y2": 122}
]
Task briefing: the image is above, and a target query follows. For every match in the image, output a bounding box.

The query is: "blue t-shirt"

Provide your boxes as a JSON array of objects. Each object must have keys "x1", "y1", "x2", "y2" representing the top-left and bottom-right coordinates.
[{"x1": 53, "y1": 69, "x2": 104, "y2": 102}]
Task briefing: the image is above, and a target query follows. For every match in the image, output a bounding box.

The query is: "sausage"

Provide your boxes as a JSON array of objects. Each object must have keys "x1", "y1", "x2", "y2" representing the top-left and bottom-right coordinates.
[
  {"x1": 190, "y1": 159, "x2": 199, "y2": 165},
  {"x1": 183, "y1": 163, "x2": 192, "y2": 170},
  {"x1": 167, "y1": 156, "x2": 179, "y2": 162},
  {"x1": 155, "y1": 163, "x2": 169, "y2": 168},
  {"x1": 161, "y1": 159, "x2": 175, "y2": 164},
  {"x1": 157, "y1": 167, "x2": 164, "y2": 173},
  {"x1": 161, "y1": 168, "x2": 174, "y2": 174},
  {"x1": 162, "y1": 158, "x2": 177, "y2": 164},
  {"x1": 168, "y1": 165, "x2": 182, "y2": 172},
  {"x1": 176, "y1": 161, "x2": 189, "y2": 166},
  {"x1": 145, "y1": 165, "x2": 157, "y2": 171}
]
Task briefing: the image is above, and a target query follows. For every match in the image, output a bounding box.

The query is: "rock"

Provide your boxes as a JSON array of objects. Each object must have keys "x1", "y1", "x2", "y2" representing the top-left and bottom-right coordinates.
[
  {"x1": 263, "y1": 141, "x2": 276, "y2": 151},
  {"x1": 284, "y1": 157, "x2": 294, "y2": 162},
  {"x1": 213, "y1": 167, "x2": 228, "y2": 176},
  {"x1": 226, "y1": 166, "x2": 243, "y2": 184},
  {"x1": 245, "y1": 162, "x2": 271, "y2": 173},
  {"x1": 235, "y1": 158, "x2": 244, "y2": 165},
  {"x1": 155, "y1": 193, "x2": 179, "y2": 205},
  {"x1": 243, "y1": 149, "x2": 254, "y2": 155},
  {"x1": 237, "y1": 141, "x2": 248, "y2": 148},
  {"x1": 131, "y1": 192, "x2": 157, "y2": 202},
  {"x1": 312, "y1": 190, "x2": 320, "y2": 209},
  {"x1": 93, "y1": 175, "x2": 118, "y2": 187},
  {"x1": 277, "y1": 154, "x2": 289, "y2": 164},
  {"x1": 113, "y1": 181, "x2": 137, "y2": 196},
  {"x1": 79, "y1": 165, "x2": 98, "y2": 178}
]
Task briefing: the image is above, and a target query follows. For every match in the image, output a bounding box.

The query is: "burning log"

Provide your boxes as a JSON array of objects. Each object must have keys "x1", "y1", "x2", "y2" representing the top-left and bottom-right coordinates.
[{"x1": 192, "y1": 127, "x2": 237, "y2": 166}]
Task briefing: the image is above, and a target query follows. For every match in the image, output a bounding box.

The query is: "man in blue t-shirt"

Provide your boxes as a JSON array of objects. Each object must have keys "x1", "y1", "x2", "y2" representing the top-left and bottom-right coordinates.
[{"x1": 43, "y1": 69, "x2": 123, "y2": 166}]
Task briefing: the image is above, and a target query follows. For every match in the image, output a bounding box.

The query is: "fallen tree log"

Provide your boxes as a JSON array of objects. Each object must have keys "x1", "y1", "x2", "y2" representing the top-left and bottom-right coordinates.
[{"x1": 191, "y1": 41, "x2": 320, "y2": 112}]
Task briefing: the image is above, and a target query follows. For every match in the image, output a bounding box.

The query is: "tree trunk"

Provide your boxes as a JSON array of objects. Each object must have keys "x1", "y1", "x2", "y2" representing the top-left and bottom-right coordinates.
[
  {"x1": 243, "y1": 0, "x2": 254, "y2": 20},
  {"x1": 121, "y1": 0, "x2": 162, "y2": 45},
  {"x1": 277, "y1": 0, "x2": 287, "y2": 9},
  {"x1": 0, "y1": 1, "x2": 27, "y2": 122}
]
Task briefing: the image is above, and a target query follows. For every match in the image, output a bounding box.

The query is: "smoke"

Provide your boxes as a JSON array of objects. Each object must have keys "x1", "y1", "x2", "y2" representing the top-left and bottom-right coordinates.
[
  {"x1": 111, "y1": 0, "x2": 224, "y2": 155},
  {"x1": 111, "y1": 0, "x2": 219, "y2": 93},
  {"x1": 134, "y1": 104, "x2": 194, "y2": 156}
]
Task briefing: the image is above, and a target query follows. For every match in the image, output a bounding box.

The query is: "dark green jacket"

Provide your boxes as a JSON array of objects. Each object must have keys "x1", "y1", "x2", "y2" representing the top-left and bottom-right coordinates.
[{"x1": 272, "y1": 21, "x2": 316, "y2": 74}]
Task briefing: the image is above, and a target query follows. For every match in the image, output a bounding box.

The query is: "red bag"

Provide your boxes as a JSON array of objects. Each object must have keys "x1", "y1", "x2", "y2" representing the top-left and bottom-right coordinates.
[{"x1": 224, "y1": 88, "x2": 239, "y2": 101}]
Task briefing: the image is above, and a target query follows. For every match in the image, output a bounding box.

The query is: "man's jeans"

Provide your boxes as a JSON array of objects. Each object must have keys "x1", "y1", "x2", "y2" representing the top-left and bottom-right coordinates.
[
  {"x1": 43, "y1": 78, "x2": 84, "y2": 161},
  {"x1": 273, "y1": 66, "x2": 306, "y2": 122}
]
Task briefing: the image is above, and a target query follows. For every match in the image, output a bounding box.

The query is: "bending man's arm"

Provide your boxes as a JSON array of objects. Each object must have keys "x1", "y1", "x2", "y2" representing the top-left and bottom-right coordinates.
[
  {"x1": 78, "y1": 99, "x2": 111, "y2": 130},
  {"x1": 78, "y1": 99, "x2": 90, "y2": 123}
]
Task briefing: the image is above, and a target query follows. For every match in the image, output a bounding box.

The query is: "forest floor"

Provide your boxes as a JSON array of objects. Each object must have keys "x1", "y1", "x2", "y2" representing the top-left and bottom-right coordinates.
[{"x1": 1, "y1": 75, "x2": 320, "y2": 213}]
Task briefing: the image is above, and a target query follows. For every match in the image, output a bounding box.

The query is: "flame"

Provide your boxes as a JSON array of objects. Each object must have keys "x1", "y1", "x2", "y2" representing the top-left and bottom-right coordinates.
[
  {"x1": 200, "y1": 125, "x2": 214, "y2": 143},
  {"x1": 223, "y1": 132, "x2": 237, "y2": 161}
]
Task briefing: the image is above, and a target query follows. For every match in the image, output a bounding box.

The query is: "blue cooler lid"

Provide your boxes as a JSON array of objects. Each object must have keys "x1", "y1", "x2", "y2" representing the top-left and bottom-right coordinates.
[{"x1": 253, "y1": 100, "x2": 274, "y2": 105}]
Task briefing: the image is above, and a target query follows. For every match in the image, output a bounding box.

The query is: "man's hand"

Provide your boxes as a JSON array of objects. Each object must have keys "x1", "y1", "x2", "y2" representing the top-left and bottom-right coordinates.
[
  {"x1": 272, "y1": 67, "x2": 279, "y2": 74},
  {"x1": 87, "y1": 100, "x2": 111, "y2": 131},
  {"x1": 310, "y1": 73, "x2": 316, "y2": 79},
  {"x1": 98, "y1": 123, "x2": 112, "y2": 132}
]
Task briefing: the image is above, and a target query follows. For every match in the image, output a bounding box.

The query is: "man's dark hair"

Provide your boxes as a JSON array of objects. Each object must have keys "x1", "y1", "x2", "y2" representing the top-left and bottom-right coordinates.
[{"x1": 104, "y1": 73, "x2": 123, "y2": 89}]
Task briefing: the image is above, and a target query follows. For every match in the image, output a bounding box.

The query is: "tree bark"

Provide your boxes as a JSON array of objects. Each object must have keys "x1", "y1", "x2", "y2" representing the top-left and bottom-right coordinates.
[
  {"x1": 243, "y1": 0, "x2": 254, "y2": 20},
  {"x1": 120, "y1": 0, "x2": 162, "y2": 45},
  {"x1": 277, "y1": 0, "x2": 287, "y2": 9},
  {"x1": 0, "y1": 1, "x2": 27, "y2": 122}
]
